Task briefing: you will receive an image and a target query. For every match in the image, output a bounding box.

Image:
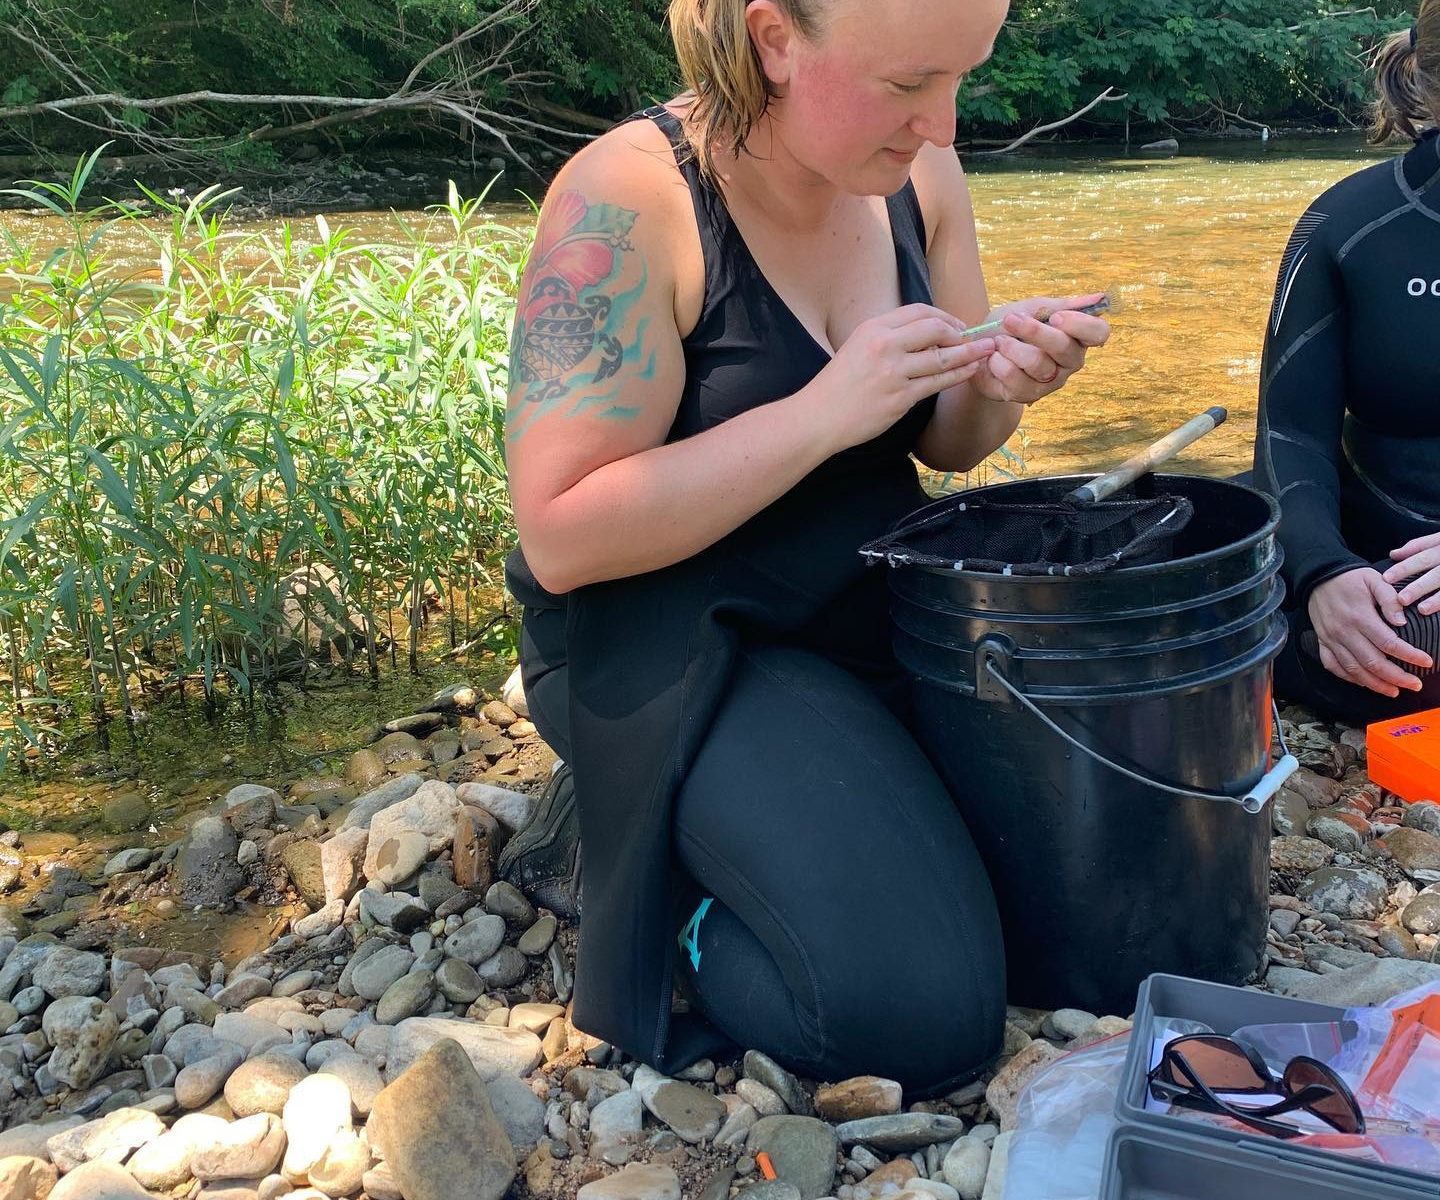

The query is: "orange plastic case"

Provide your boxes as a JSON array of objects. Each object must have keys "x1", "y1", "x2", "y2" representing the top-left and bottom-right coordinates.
[{"x1": 1367, "y1": 706, "x2": 1440, "y2": 804}]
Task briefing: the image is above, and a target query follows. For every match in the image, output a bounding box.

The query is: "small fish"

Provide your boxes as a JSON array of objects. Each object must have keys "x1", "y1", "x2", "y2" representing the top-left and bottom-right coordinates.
[{"x1": 958, "y1": 292, "x2": 1114, "y2": 342}]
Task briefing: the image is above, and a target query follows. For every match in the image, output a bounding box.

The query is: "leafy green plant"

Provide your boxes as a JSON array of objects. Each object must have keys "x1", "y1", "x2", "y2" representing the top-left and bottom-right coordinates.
[{"x1": 0, "y1": 148, "x2": 529, "y2": 768}]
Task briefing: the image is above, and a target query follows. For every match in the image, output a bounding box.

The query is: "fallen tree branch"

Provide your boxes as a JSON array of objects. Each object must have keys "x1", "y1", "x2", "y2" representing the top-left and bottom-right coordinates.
[
  {"x1": 1284, "y1": 7, "x2": 1378, "y2": 29},
  {"x1": 1209, "y1": 104, "x2": 1271, "y2": 133},
  {"x1": 528, "y1": 98, "x2": 614, "y2": 134},
  {"x1": 970, "y1": 87, "x2": 1130, "y2": 156},
  {"x1": 0, "y1": 1, "x2": 546, "y2": 168}
]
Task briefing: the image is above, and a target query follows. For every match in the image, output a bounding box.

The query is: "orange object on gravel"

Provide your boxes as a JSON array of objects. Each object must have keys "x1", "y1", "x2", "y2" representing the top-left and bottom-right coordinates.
[{"x1": 1367, "y1": 707, "x2": 1440, "y2": 804}]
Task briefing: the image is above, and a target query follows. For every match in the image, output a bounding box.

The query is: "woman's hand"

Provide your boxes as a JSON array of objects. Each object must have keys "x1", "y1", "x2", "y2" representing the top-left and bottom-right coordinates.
[
  {"x1": 1307, "y1": 567, "x2": 1433, "y2": 696},
  {"x1": 970, "y1": 293, "x2": 1111, "y2": 406},
  {"x1": 806, "y1": 304, "x2": 997, "y2": 451},
  {"x1": 1383, "y1": 532, "x2": 1440, "y2": 615}
]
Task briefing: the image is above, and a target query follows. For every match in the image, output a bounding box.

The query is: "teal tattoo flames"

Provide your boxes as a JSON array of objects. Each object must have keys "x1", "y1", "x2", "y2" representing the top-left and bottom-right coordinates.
[{"x1": 509, "y1": 191, "x2": 654, "y2": 435}]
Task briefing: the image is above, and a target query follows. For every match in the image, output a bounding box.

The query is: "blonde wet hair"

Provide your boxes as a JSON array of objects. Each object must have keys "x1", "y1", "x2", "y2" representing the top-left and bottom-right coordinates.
[
  {"x1": 1371, "y1": 0, "x2": 1440, "y2": 142},
  {"x1": 668, "y1": 0, "x2": 830, "y2": 179}
]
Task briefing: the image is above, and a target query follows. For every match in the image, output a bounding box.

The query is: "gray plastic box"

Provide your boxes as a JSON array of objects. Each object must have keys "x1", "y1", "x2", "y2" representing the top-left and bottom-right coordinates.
[
  {"x1": 1104, "y1": 1126, "x2": 1438, "y2": 1200},
  {"x1": 1107, "y1": 973, "x2": 1440, "y2": 1198}
]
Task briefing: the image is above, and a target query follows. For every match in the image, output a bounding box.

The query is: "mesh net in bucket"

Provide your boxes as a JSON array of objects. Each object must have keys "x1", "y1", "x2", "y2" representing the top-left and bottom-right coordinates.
[{"x1": 860, "y1": 492, "x2": 1195, "y2": 576}]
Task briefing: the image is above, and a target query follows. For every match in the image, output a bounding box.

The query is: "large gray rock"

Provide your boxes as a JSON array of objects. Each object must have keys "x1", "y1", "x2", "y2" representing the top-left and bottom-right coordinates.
[
  {"x1": 225, "y1": 1052, "x2": 309, "y2": 1117},
  {"x1": 358, "y1": 890, "x2": 430, "y2": 934},
  {"x1": 362, "y1": 781, "x2": 463, "y2": 877},
  {"x1": 224, "y1": 784, "x2": 278, "y2": 835},
  {"x1": 746, "y1": 1116, "x2": 838, "y2": 1200},
  {"x1": 576, "y1": 1164, "x2": 680, "y2": 1200},
  {"x1": 0, "y1": 1117, "x2": 85, "y2": 1161},
  {"x1": 485, "y1": 1073, "x2": 546, "y2": 1149},
  {"x1": 42, "y1": 996, "x2": 118, "y2": 1089},
  {"x1": 834, "y1": 1112, "x2": 967, "y2": 1152},
  {"x1": 589, "y1": 1088, "x2": 644, "y2": 1161},
  {"x1": 273, "y1": 562, "x2": 368, "y2": 662},
  {"x1": 376, "y1": 970, "x2": 436, "y2": 1024},
  {"x1": 190, "y1": 1112, "x2": 286, "y2": 1180},
  {"x1": 943, "y1": 1137, "x2": 991, "y2": 1200},
  {"x1": 101, "y1": 792, "x2": 150, "y2": 834},
  {"x1": 1296, "y1": 866, "x2": 1390, "y2": 919},
  {"x1": 386, "y1": 1017, "x2": 543, "y2": 1083},
  {"x1": 340, "y1": 774, "x2": 426, "y2": 831},
  {"x1": 321, "y1": 827, "x2": 369, "y2": 904},
  {"x1": 319, "y1": 1053, "x2": 385, "y2": 1118},
  {"x1": 743, "y1": 1050, "x2": 812, "y2": 1117},
  {"x1": 454, "y1": 783, "x2": 535, "y2": 834},
  {"x1": 1265, "y1": 958, "x2": 1440, "y2": 1006},
  {"x1": 435, "y1": 958, "x2": 484, "y2": 1004},
  {"x1": 102, "y1": 848, "x2": 157, "y2": 878},
  {"x1": 351, "y1": 945, "x2": 415, "y2": 1001},
  {"x1": 33, "y1": 947, "x2": 106, "y2": 998},
  {"x1": 0, "y1": 936, "x2": 57, "y2": 1003},
  {"x1": 0, "y1": 1156, "x2": 57, "y2": 1199},
  {"x1": 442, "y1": 914, "x2": 506, "y2": 966},
  {"x1": 48, "y1": 1161, "x2": 152, "y2": 1199},
  {"x1": 369, "y1": 1038, "x2": 515, "y2": 1200},
  {"x1": 371, "y1": 830, "x2": 430, "y2": 887},
  {"x1": 172, "y1": 817, "x2": 244, "y2": 908},
  {"x1": 280, "y1": 839, "x2": 326, "y2": 910},
  {"x1": 127, "y1": 1113, "x2": 229, "y2": 1189},
  {"x1": 631, "y1": 1066, "x2": 726, "y2": 1144},
  {"x1": 175, "y1": 1045, "x2": 245, "y2": 1109}
]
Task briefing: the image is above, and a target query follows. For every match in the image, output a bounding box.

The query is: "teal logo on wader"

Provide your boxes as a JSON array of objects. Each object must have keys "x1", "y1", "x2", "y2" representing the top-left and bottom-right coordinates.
[{"x1": 678, "y1": 896, "x2": 714, "y2": 971}]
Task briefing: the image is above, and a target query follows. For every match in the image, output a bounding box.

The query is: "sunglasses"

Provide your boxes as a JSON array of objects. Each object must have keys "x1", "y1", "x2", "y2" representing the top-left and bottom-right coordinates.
[{"x1": 1148, "y1": 1034, "x2": 1366, "y2": 1139}]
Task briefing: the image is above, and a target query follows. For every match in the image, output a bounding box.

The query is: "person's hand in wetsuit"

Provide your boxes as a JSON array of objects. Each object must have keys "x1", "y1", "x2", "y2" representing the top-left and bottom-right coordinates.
[
  {"x1": 1307, "y1": 567, "x2": 1433, "y2": 697},
  {"x1": 1385, "y1": 531, "x2": 1440, "y2": 616}
]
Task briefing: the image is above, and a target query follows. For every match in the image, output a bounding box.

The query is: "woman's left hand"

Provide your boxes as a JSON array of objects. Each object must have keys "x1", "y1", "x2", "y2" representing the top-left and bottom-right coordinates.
[
  {"x1": 1384, "y1": 531, "x2": 1440, "y2": 615},
  {"x1": 970, "y1": 293, "x2": 1111, "y2": 405}
]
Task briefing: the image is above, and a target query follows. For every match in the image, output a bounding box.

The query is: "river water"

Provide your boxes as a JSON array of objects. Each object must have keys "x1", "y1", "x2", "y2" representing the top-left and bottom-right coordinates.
[
  {"x1": 965, "y1": 136, "x2": 1395, "y2": 480},
  {"x1": 2, "y1": 134, "x2": 1395, "y2": 480}
]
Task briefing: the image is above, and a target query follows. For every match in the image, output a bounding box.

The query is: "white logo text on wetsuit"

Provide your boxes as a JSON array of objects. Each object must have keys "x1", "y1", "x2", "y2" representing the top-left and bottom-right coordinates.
[{"x1": 1406, "y1": 278, "x2": 1440, "y2": 297}]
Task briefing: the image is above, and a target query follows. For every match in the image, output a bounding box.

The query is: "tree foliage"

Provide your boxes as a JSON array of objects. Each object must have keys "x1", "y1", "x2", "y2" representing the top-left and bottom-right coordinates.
[
  {"x1": 960, "y1": 0, "x2": 1413, "y2": 132},
  {"x1": 0, "y1": 0, "x2": 1415, "y2": 158}
]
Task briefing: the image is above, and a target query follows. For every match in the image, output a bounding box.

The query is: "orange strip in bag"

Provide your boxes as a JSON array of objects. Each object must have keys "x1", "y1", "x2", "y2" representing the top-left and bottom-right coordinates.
[
  {"x1": 1358, "y1": 993, "x2": 1440, "y2": 1109},
  {"x1": 1367, "y1": 707, "x2": 1440, "y2": 804}
]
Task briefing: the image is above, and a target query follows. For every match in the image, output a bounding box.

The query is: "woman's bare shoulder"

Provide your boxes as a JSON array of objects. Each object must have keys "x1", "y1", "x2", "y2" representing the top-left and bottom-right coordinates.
[{"x1": 550, "y1": 114, "x2": 693, "y2": 236}]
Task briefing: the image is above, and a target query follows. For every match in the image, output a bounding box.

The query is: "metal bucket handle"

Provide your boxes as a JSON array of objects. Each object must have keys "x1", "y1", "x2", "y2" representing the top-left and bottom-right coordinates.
[{"x1": 976, "y1": 637, "x2": 1298, "y2": 815}]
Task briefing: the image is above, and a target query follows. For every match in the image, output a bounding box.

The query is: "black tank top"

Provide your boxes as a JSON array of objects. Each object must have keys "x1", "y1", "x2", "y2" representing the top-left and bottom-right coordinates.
[
  {"x1": 507, "y1": 107, "x2": 942, "y2": 1073},
  {"x1": 640, "y1": 105, "x2": 938, "y2": 454}
]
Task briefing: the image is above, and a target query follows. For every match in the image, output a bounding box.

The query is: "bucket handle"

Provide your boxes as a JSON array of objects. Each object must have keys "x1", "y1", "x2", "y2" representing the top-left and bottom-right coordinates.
[{"x1": 978, "y1": 642, "x2": 1297, "y2": 815}]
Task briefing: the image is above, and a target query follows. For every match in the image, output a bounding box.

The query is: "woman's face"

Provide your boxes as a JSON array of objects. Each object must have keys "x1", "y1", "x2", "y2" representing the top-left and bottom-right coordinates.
[{"x1": 753, "y1": 0, "x2": 1009, "y2": 193}]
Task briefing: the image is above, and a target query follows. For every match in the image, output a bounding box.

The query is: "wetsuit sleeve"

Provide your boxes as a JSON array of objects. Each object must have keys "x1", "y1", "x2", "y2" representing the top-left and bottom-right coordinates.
[{"x1": 1253, "y1": 201, "x2": 1369, "y2": 606}]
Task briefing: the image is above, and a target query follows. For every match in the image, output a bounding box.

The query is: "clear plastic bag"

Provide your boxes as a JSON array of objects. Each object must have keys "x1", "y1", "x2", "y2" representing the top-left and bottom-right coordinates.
[
  {"x1": 1338, "y1": 980, "x2": 1440, "y2": 1128},
  {"x1": 1004, "y1": 1019, "x2": 1210, "y2": 1200}
]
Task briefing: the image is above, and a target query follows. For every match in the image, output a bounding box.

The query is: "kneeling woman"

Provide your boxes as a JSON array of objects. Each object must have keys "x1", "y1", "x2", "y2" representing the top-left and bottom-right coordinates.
[
  {"x1": 1254, "y1": 5, "x2": 1440, "y2": 725},
  {"x1": 503, "y1": 0, "x2": 1108, "y2": 1091}
]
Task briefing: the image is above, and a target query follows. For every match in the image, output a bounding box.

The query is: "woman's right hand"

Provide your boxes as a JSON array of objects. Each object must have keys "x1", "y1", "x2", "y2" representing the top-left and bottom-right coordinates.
[
  {"x1": 802, "y1": 304, "x2": 996, "y2": 452},
  {"x1": 1307, "y1": 567, "x2": 1433, "y2": 696}
]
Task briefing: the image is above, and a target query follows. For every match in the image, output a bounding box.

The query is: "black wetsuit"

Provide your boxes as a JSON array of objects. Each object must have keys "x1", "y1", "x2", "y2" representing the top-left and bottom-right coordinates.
[
  {"x1": 506, "y1": 108, "x2": 1005, "y2": 1091},
  {"x1": 1254, "y1": 130, "x2": 1440, "y2": 724}
]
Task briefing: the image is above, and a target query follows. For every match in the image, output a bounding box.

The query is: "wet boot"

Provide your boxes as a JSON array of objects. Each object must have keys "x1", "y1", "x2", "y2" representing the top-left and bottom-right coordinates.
[{"x1": 497, "y1": 761, "x2": 582, "y2": 921}]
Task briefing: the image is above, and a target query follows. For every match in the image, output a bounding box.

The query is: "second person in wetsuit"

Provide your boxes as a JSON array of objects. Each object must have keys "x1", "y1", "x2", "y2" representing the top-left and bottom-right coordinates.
[
  {"x1": 502, "y1": 0, "x2": 1109, "y2": 1091},
  {"x1": 1254, "y1": 4, "x2": 1440, "y2": 726}
]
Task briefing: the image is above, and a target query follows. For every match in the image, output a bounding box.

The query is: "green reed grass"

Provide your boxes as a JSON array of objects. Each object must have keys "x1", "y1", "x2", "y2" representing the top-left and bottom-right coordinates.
[{"x1": 0, "y1": 147, "x2": 529, "y2": 767}]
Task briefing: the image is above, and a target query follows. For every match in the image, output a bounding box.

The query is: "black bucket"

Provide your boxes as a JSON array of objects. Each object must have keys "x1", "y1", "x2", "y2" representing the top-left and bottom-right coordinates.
[{"x1": 876, "y1": 474, "x2": 1290, "y2": 1015}]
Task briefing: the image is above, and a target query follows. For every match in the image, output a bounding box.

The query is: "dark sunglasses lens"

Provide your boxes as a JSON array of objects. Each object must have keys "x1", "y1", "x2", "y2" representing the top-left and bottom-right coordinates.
[
  {"x1": 1284, "y1": 1060, "x2": 1362, "y2": 1134},
  {"x1": 1172, "y1": 1038, "x2": 1270, "y2": 1091}
]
